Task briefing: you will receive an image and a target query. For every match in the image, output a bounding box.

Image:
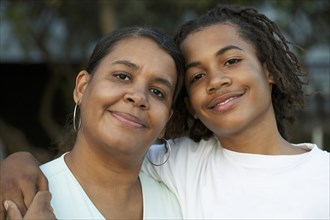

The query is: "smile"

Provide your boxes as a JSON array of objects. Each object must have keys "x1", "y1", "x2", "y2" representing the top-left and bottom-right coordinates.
[
  {"x1": 111, "y1": 111, "x2": 147, "y2": 128},
  {"x1": 208, "y1": 90, "x2": 245, "y2": 111},
  {"x1": 216, "y1": 96, "x2": 237, "y2": 106}
]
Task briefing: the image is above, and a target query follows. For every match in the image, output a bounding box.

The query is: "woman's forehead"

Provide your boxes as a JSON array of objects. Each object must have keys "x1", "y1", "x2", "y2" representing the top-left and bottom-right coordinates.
[{"x1": 96, "y1": 37, "x2": 177, "y2": 82}]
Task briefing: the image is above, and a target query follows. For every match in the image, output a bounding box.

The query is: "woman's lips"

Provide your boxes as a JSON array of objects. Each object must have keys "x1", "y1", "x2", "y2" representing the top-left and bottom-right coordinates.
[{"x1": 111, "y1": 111, "x2": 147, "y2": 128}]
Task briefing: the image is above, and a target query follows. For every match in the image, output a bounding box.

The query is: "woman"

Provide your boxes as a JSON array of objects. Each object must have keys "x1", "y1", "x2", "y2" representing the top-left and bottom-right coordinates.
[
  {"x1": 1, "y1": 4, "x2": 329, "y2": 219},
  {"x1": 1, "y1": 26, "x2": 185, "y2": 219}
]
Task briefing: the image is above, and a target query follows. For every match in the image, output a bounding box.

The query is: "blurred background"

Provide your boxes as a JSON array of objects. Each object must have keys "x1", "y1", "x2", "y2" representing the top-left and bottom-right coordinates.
[{"x1": 0, "y1": 0, "x2": 329, "y2": 163}]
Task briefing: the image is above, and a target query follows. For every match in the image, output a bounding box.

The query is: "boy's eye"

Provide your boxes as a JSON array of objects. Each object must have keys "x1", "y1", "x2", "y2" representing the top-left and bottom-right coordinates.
[
  {"x1": 191, "y1": 72, "x2": 205, "y2": 83},
  {"x1": 150, "y1": 88, "x2": 165, "y2": 98},
  {"x1": 114, "y1": 73, "x2": 130, "y2": 80},
  {"x1": 225, "y1": 58, "x2": 241, "y2": 66}
]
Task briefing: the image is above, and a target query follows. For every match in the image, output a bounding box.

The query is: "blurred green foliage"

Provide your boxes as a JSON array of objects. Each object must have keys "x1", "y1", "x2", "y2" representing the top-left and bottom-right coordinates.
[{"x1": 0, "y1": 0, "x2": 329, "y2": 159}]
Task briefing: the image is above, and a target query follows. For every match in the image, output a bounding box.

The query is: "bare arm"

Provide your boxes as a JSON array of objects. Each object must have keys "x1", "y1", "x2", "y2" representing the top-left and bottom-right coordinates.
[
  {"x1": 4, "y1": 191, "x2": 56, "y2": 219},
  {"x1": 0, "y1": 152, "x2": 48, "y2": 219}
]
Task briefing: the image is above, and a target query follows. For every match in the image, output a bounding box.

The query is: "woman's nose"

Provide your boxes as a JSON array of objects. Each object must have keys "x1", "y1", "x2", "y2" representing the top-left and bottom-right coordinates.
[{"x1": 124, "y1": 89, "x2": 149, "y2": 109}]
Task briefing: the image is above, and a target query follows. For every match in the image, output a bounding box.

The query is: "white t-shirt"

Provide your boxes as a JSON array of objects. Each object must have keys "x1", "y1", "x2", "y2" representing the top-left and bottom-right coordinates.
[
  {"x1": 40, "y1": 153, "x2": 182, "y2": 219},
  {"x1": 143, "y1": 136, "x2": 330, "y2": 219}
]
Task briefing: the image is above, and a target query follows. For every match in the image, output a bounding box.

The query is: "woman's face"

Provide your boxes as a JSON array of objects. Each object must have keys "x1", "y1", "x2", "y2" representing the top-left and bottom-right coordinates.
[
  {"x1": 180, "y1": 24, "x2": 275, "y2": 139},
  {"x1": 75, "y1": 37, "x2": 177, "y2": 157}
]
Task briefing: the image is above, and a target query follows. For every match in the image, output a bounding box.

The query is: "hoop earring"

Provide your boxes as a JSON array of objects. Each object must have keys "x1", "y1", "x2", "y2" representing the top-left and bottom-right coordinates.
[
  {"x1": 147, "y1": 138, "x2": 171, "y2": 166},
  {"x1": 73, "y1": 103, "x2": 81, "y2": 132}
]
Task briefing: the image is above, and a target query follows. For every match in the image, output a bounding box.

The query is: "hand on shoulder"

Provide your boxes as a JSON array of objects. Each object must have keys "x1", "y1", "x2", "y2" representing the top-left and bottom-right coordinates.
[{"x1": 4, "y1": 191, "x2": 56, "y2": 220}]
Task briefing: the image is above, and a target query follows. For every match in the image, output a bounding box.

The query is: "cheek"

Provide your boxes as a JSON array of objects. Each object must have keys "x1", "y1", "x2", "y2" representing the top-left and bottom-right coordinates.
[
  {"x1": 248, "y1": 78, "x2": 273, "y2": 111},
  {"x1": 151, "y1": 103, "x2": 171, "y2": 126},
  {"x1": 187, "y1": 85, "x2": 204, "y2": 106},
  {"x1": 254, "y1": 74, "x2": 273, "y2": 97},
  {"x1": 186, "y1": 79, "x2": 200, "y2": 96}
]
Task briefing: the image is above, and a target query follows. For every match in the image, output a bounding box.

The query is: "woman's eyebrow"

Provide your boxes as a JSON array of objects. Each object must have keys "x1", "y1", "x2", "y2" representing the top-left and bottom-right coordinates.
[
  {"x1": 154, "y1": 77, "x2": 174, "y2": 91},
  {"x1": 112, "y1": 59, "x2": 173, "y2": 90},
  {"x1": 112, "y1": 60, "x2": 139, "y2": 70}
]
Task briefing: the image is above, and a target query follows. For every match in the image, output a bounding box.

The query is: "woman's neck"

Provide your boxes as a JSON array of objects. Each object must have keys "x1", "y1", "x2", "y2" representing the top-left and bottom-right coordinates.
[{"x1": 64, "y1": 143, "x2": 143, "y2": 219}]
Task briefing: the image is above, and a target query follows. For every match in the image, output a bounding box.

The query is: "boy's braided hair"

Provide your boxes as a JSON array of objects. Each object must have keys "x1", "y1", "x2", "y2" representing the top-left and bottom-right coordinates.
[{"x1": 174, "y1": 4, "x2": 307, "y2": 142}]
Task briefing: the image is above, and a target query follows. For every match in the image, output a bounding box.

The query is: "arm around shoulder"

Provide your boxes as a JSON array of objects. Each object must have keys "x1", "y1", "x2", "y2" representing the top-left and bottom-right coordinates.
[{"x1": 0, "y1": 152, "x2": 49, "y2": 218}]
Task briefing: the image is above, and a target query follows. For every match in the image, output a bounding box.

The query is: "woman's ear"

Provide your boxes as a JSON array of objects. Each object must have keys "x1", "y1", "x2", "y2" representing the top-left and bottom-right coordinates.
[
  {"x1": 184, "y1": 96, "x2": 198, "y2": 119},
  {"x1": 73, "y1": 70, "x2": 91, "y2": 104},
  {"x1": 263, "y1": 63, "x2": 275, "y2": 85}
]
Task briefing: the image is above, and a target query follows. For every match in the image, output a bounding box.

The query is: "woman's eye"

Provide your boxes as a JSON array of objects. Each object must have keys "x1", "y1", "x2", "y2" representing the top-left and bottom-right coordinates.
[
  {"x1": 225, "y1": 58, "x2": 241, "y2": 66},
  {"x1": 191, "y1": 72, "x2": 205, "y2": 83},
  {"x1": 114, "y1": 73, "x2": 130, "y2": 81},
  {"x1": 150, "y1": 88, "x2": 165, "y2": 99}
]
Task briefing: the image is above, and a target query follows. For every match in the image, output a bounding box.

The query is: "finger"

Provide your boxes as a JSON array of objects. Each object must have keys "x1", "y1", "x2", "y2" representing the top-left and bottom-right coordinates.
[
  {"x1": 30, "y1": 191, "x2": 52, "y2": 209},
  {"x1": 37, "y1": 172, "x2": 49, "y2": 191},
  {"x1": 20, "y1": 184, "x2": 38, "y2": 216},
  {"x1": 0, "y1": 212, "x2": 6, "y2": 220},
  {"x1": 4, "y1": 200, "x2": 23, "y2": 219},
  {"x1": 0, "y1": 152, "x2": 40, "y2": 216},
  {"x1": 19, "y1": 159, "x2": 48, "y2": 209},
  {"x1": 1, "y1": 181, "x2": 28, "y2": 216},
  {"x1": 21, "y1": 171, "x2": 48, "y2": 212},
  {"x1": 0, "y1": 191, "x2": 6, "y2": 220},
  {"x1": 24, "y1": 191, "x2": 56, "y2": 220}
]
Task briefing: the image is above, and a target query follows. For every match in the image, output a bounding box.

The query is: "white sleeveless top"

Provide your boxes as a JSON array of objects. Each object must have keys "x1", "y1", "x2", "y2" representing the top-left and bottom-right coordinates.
[{"x1": 40, "y1": 153, "x2": 182, "y2": 219}]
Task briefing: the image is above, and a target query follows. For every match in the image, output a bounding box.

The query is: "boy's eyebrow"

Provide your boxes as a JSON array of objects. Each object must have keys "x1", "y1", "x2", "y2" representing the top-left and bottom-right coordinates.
[
  {"x1": 185, "y1": 61, "x2": 200, "y2": 71},
  {"x1": 112, "y1": 60, "x2": 139, "y2": 70},
  {"x1": 185, "y1": 45, "x2": 243, "y2": 71},
  {"x1": 215, "y1": 45, "x2": 242, "y2": 57}
]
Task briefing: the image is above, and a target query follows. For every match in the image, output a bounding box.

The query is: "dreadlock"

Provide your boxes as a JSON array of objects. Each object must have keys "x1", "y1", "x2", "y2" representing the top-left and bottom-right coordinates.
[{"x1": 174, "y1": 4, "x2": 307, "y2": 142}]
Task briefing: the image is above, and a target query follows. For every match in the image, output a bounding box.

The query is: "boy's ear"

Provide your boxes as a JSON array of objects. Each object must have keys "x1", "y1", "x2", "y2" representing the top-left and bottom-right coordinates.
[
  {"x1": 73, "y1": 70, "x2": 90, "y2": 104},
  {"x1": 184, "y1": 96, "x2": 198, "y2": 119},
  {"x1": 263, "y1": 63, "x2": 275, "y2": 84}
]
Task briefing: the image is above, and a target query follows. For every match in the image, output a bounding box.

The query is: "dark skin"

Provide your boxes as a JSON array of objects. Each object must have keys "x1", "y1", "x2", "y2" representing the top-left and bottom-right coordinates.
[
  {"x1": 1, "y1": 4, "x2": 311, "y2": 218},
  {"x1": 1, "y1": 36, "x2": 179, "y2": 219},
  {"x1": 0, "y1": 25, "x2": 305, "y2": 220},
  {"x1": 4, "y1": 191, "x2": 55, "y2": 219},
  {"x1": 0, "y1": 152, "x2": 49, "y2": 219}
]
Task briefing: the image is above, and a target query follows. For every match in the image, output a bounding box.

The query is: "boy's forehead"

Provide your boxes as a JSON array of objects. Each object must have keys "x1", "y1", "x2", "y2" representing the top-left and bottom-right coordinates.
[{"x1": 180, "y1": 24, "x2": 240, "y2": 56}]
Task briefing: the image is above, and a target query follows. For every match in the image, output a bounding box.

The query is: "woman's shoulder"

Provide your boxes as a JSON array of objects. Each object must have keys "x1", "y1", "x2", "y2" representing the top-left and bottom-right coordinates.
[
  {"x1": 40, "y1": 153, "x2": 69, "y2": 179},
  {"x1": 139, "y1": 172, "x2": 182, "y2": 219}
]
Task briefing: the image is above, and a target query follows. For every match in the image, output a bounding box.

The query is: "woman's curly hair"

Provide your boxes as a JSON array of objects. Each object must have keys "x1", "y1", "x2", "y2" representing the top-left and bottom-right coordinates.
[{"x1": 173, "y1": 3, "x2": 308, "y2": 142}]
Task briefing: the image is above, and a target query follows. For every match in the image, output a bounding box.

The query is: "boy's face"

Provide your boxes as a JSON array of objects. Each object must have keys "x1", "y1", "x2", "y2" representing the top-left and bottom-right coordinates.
[{"x1": 180, "y1": 24, "x2": 275, "y2": 139}]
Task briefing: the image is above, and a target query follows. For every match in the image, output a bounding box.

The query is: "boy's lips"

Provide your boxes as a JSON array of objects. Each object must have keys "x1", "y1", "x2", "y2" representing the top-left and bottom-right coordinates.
[
  {"x1": 208, "y1": 90, "x2": 245, "y2": 109},
  {"x1": 111, "y1": 111, "x2": 147, "y2": 128}
]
